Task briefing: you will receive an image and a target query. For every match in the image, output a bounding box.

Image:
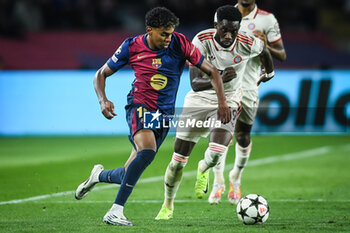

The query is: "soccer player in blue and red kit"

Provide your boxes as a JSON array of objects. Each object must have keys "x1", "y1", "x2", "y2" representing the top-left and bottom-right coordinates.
[{"x1": 75, "y1": 7, "x2": 232, "y2": 226}]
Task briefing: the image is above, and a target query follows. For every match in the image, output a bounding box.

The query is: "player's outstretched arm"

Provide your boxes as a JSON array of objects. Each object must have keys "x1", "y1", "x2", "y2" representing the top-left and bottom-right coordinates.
[
  {"x1": 93, "y1": 63, "x2": 117, "y2": 120},
  {"x1": 199, "y1": 59, "x2": 232, "y2": 124},
  {"x1": 190, "y1": 66, "x2": 237, "y2": 92},
  {"x1": 257, "y1": 46, "x2": 274, "y2": 86}
]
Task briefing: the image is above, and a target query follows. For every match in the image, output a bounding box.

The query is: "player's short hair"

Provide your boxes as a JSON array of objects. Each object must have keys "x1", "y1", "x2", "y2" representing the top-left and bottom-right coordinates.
[
  {"x1": 215, "y1": 5, "x2": 242, "y2": 23},
  {"x1": 145, "y1": 7, "x2": 180, "y2": 28}
]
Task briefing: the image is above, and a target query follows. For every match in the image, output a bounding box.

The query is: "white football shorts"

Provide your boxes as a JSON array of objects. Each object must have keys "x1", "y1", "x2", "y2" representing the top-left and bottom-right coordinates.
[
  {"x1": 176, "y1": 91, "x2": 241, "y2": 143},
  {"x1": 238, "y1": 90, "x2": 259, "y2": 125}
]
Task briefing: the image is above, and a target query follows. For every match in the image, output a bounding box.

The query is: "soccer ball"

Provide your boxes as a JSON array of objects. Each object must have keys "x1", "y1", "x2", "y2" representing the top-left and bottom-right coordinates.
[{"x1": 236, "y1": 194, "x2": 269, "y2": 225}]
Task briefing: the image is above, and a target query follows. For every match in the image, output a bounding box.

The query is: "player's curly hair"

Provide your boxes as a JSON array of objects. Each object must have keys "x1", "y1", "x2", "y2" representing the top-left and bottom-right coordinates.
[
  {"x1": 145, "y1": 7, "x2": 180, "y2": 28},
  {"x1": 216, "y1": 5, "x2": 242, "y2": 22}
]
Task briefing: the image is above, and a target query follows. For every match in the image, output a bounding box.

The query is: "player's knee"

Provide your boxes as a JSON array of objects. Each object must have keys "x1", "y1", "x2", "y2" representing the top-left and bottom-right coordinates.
[
  {"x1": 236, "y1": 132, "x2": 251, "y2": 147},
  {"x1": 204, "y1": 143, "x2": 227, "y2": 168},
  {"x1": 169, "y1": 152, "x2": 188, "y2": 171},
  {"x1": 133, "y1": 129, "x2": 157, "y2": 151},
  {"x1": 139, "y1": 149, "x2": 156, "y2": 168},
  {"x1": 174, "y1": 138, "x2": 195, "y2": 156},
  {"x1": 137, "y1": 143, "x2": 157, "y2": 152}
]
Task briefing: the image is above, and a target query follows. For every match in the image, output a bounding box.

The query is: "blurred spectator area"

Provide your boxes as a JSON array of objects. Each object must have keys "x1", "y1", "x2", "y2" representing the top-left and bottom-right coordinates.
[
  {"x1": 0, "y1": 0, "x2": 349, "y2": 70},
  {"x1": 0, "y1": 31, "x2": 134, "y2": 69}
]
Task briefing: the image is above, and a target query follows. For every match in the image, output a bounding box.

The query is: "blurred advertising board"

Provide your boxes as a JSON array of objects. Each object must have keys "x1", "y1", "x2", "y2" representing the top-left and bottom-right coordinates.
[{"x1": 0, "y1": 70, "x2": 349, "y2": 135}]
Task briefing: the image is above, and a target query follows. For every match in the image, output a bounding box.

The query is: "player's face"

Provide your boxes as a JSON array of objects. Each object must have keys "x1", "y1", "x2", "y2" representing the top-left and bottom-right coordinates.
[
  {"x1": 238, "y1": 0, "x2": 255, "y2": 7},
  {"x1": 215, "y1": 20, "x2": 240, "y2": 48},
  {"x1": 147, "y1": 26, "x2": 174, "y2": 50}
]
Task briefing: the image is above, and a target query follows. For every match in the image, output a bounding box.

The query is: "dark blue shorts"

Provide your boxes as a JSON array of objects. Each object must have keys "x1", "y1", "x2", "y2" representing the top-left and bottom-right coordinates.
[{"x1": 125, "y1": 103, "x2": 169, "y2": 151}]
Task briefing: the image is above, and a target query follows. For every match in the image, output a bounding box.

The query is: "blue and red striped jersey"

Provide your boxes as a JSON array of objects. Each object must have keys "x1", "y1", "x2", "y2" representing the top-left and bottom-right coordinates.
[{"x1": 107, "y1": 32, "x2": 204, "y2": 115}]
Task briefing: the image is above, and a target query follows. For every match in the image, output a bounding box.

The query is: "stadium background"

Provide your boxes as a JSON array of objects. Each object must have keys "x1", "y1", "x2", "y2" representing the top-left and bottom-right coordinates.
[
  {"x1": 0, "y1": 0, "x2": 349, "y2": 135},
  {"x1": 0, "y1": 1, "x2": 349, "y2": 232}
]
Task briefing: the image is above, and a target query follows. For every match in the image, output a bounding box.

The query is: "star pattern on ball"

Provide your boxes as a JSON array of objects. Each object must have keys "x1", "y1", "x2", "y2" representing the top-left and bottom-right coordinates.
[
  {"x1": 237, "y1": 194, "x2": 269, "y2": 225},
  {"x1": 248, "y1": 195, "x2": 263, "y2": 209},
  {"x1": 238, "y1": 204, "x2": 249, "y2": 219}
]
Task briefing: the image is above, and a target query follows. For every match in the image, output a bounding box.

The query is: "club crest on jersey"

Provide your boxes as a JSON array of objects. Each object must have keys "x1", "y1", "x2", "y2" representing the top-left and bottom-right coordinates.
[
  {"x1": 248, "y1": 23, "x2": 256, "y2": 30},
  {"x1": 233, "y1": 55, "x2": 242, "y2": 64},
  {"x1": 150, "y1": 74, "x2": 167, "y2": 90},
  {"x1": 152, "y1": 58, "x2": 162, "y2": 69}
]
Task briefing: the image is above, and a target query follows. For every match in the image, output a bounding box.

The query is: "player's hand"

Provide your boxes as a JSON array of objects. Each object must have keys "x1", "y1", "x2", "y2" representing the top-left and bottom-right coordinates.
[
  {"x1": 253, "y1": 30, "x2": 267, "y2": 46},
  {"x1": 257, "y1": 69, "x2": 274, "y2": 86},
  {"x1": 100, "y1": 100, "x2": 117, "y2": 120},
  {"x1": 222, "y1": 67, "x2": 237, "y2": 83},
  {"x1": 217, "y1": 103, "x2": 232, "y2": 124}
]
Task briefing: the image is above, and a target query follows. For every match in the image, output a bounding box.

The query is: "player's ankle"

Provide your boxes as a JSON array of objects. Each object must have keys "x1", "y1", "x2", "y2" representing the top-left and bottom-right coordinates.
[
  {"x1": 213, "y1": 174, "x2": 225, "y2": 185},
  {"x1": 164, "y1": 200, "x2": 174, "y2": 210},
  {"x1": 198, "y1": 160, "x2": 208, "y2": 173},
  {"x1": 229, "y1": 170, "x2": 240, "y2": 181}
]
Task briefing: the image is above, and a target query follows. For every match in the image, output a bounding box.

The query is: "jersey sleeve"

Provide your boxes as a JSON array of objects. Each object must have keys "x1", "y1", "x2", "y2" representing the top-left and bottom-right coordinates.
[
  {"x1": 192, "y1": 35, "x2": 207, "y2": 57},
  {"x1": 249, "y1": 36, "x2": 265, "y2": 58},
  {"x1": 237, "y1": 33, "x2": 265, "y2": 58},
  {"x1": 265, "y1": 14, "x2": 282, "y2": 44},
  {"x1": 176, "y1": 32, "x2": 204, "y2": 68},
  {"x1": 106, "y1": 38, "x2": 131, "y2": 72}
]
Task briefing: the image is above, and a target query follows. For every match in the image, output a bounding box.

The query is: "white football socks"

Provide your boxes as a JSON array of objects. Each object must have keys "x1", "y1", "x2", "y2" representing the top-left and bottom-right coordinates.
[
  {"x1": 229, "y1": 142, "x2": 252, "y2": 182},
  {"x1": 212, "y1": 148, "x2": 228, "y2": 185},
  {"x1": 199, "y1": 143, "x2": 227, "y2": 173},
  {"x1": 164, "y1": 152, "x2": 188, "y2": 209}
]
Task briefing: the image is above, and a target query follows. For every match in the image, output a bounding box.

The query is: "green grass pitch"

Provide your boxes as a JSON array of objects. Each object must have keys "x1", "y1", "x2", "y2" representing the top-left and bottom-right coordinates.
[{"x1": 0, "y1": 135, "x2": 350, "y2": 232}]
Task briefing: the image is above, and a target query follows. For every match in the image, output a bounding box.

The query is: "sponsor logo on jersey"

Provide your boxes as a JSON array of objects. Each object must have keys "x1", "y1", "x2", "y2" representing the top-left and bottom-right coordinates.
[
  {"x1": 234, "y1": 55, "x2": 242, "y2": 64},
  {"x1": 207, "y1": 55, "x2": 216, "y2": 62},
  {"x1": 150, "y1": 74, "x2": 167, "y2": 90},
  {"x1": 152, "y1": 58, "x2": 162, "y2": 69},
  {"x1": 248, "y1": 23, "x2": 256, "y2": 30}
]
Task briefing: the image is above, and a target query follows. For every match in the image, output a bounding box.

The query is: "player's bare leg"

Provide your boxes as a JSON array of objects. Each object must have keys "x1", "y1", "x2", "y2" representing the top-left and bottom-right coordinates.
[
  {"x1": 228, "y1": 120, "x2": 252, "y2": 204},
  {"x1": 196, "y1": 128, "x2": 232, "y2": 199},
  {"x1": 156, "y1": 138, "x2": 195, "y2": 220},
  {"x1": 124, "y1": 147, "x2": 137, "y2": 170}
]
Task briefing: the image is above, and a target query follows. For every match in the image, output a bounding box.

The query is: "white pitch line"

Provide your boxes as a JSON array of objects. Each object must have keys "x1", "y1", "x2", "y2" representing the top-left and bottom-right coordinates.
[
  {"x1": 244, "y1": 146, "x2": 331, "y2": 167},
  {"x1": 0, "y1": 145, "x2": 344, "y2": 206},
  {"x1": 33, "y1": 199, "x2": 350, "y2": 204}
]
